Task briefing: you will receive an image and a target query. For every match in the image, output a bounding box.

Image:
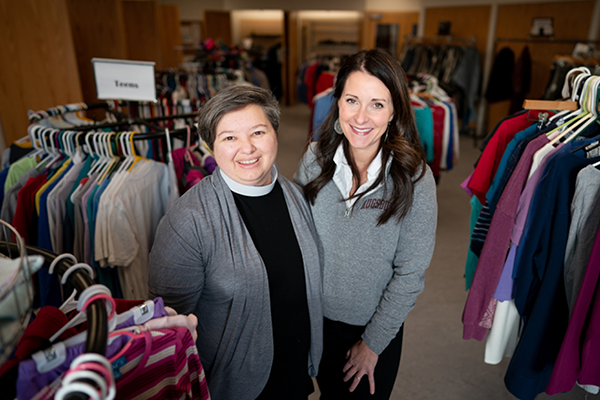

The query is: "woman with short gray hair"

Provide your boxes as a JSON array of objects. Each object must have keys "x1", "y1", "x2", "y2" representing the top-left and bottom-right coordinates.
[{"x1": 149, "y1": 85, "x2": 323, "y2": 400}]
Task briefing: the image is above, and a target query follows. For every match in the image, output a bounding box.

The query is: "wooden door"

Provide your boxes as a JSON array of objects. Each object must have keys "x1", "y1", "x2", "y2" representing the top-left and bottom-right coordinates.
[
  {"x1": 202, "y1": 10, "x2": 232, "y2": 45},
  {"x1": 363, "y1": 12, "x2": 419, "y2": 56}
]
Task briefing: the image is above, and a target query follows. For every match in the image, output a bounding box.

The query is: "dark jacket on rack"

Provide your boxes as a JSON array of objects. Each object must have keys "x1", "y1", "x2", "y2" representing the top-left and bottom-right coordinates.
[
  {"x1": 509, "y1": 46, "x2": 532, "y2": 115},
  {"x1": 485, "y1": 47, "x2": 515, "y2": 102}
]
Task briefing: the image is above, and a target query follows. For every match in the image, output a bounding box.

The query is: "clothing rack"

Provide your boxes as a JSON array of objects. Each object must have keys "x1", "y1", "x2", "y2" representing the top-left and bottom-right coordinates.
[
  {"x1": 0, "y1": 242, "x2": 108, "y2": 356},
  {"x1": 28, "y1": 102, "x2": 115, "y2": 124},
  {"x1": 405, "y1": 35, "x2": 477, "y2": 46},
  {"x1": 28, "y1": 107, "x2": 198, "y2": 145},
  {"x1": 65, "y1": 118, "x2": 196, "y2": 144},
  {"x1": 480, "y1": 37, "x2": 600, "y2": 139},
  {"x1": 490, "y1": 37, "x2": 600, "y2": 64},
  {"x1": 495, "y1": 37, "x2": 600, "y2": 45}
]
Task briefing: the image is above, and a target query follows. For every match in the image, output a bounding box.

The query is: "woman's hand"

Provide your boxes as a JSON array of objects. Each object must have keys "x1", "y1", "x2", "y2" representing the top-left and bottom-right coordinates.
[{"x1": 342, "y1": 339, "x2": 378, "y2": 394}]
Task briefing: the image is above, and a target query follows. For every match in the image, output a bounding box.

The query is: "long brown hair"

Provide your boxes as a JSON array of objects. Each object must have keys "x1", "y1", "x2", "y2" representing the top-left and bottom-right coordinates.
[{"x1": 303, "y1": 49, "x2": 427, "y2": 225}]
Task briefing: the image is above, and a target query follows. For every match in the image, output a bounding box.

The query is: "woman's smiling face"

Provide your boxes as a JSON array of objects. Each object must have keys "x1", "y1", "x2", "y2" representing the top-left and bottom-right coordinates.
[
  {"x1": 212, "y1": 104, "x2": 278, "y2": 186},
  {"x1": 337, "y1": 70, "x2": 394, "y2": 161}
]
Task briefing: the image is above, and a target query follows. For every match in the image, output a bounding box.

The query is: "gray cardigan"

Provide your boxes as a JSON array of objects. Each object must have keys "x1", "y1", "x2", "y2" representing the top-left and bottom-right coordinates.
[
  {"x1": 148, "y1": 166, "x2": 323, "y2": 400},
  {"x1": 294, "y1": 143, "x2": 437, "y2": 354}
]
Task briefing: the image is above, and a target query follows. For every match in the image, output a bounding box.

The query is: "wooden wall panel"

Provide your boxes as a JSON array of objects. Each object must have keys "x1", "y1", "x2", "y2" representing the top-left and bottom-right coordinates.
[
  {"x1": 122, "y1": 0, "x2": 164, "y2": 70},
  {"x1": 0, "y1": 0, "x2": 82, "y2": 146},
  {"x1": 363, "y1": 12, "x2": 419, "y2": 56},
  {"x1": 66, "y1": 0, "x2": 127, "y2": 106},
  {"x1": 203, "y1": 10, "x2": 232, "y2": 45},
  {"x1": 240, "y1": 19, "x2": 283, "y2": 38},
  {"x1": 488, "y1": 1, "x2": 594, "y2": 131},
  {"x1": 160, "y1": 4, "x2": 183, "y2": 69},
  {"x1": 424, "y1": 6, "x2": 491, "y2": 60}
]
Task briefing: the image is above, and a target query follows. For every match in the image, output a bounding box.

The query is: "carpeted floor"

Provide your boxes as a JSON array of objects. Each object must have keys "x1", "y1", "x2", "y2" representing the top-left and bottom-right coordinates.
[{"x1": 276, "y1": 104, "x2": 591, "y2": 400}]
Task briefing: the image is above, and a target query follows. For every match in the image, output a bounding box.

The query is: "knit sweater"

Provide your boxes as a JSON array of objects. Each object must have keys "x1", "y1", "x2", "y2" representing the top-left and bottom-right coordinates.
[
  {"x1": 148, "y1": 166, "x2": 323, "y2": 400},
  {"x1": 294, "y1": 143, "x2": 437, "y2": 354}
]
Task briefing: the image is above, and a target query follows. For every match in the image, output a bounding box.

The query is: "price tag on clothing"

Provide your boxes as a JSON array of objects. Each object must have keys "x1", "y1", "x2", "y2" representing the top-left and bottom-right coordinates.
[
  {"x1": 112, "y1": 355, "x2": 127, "y2": 379},
  {"x1": 92, "y1": 58, "x2": 157, "y2": 102}
]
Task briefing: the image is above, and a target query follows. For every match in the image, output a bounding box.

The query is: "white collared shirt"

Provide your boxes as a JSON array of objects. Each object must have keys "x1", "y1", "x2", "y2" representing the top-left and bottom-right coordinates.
[
  {"x1": 332, "y1": 144, "x2": 388, "y2": 209},
  {"x1": 220, "y1": 166, "x2": 278, "y2": 196}
]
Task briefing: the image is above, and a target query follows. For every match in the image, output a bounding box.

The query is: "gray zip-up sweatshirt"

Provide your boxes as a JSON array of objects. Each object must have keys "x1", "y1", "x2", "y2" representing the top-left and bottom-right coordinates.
[
  {"x1": 294, "y1": 143, "x2": 437, "y2": 354},
  {"x1": 148, "y1": 166, "x2": 323, "y2": 400}
]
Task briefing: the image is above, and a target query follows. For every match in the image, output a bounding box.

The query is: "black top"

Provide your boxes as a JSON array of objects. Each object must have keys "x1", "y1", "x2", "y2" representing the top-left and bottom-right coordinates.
[{"x1": 233, "y1": 181, "x2": 313, "y2": 399}]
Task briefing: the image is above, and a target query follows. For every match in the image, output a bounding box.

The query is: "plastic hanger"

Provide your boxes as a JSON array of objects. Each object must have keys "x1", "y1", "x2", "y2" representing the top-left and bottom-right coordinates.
[
  {"x1": 126, "y1": 131, "x2": 145, "y2": 172},
  {"x1": 114, "y1": 132, "x2": 134, "y2": 176},
  {"x1": 86, "y1": 131, "x2": 102, "y2": 174},
  {"x1": 60, "y1": 131, "x2": 72, "y2": 159},
  {"x1": 106, "y1": 328, "x2": 145, "y2": 363},
  {"x1": 548, "y1": 70, "x2": 590, "y2": 124},
  {"x1": 98, "y1": 132, "x2": 119, "y2": 184},
  {"x1": 549, "y1": 75, "x2": 599, "y2": 146},
  {"x1": 91, "y1": 132, "x2": 111, "y2": 177},
  {"x1": 49, "y1": 283, "x2": 113, "y2": 343},
  {"x1": 561, "y1": 76, "x2": 600, "y2": 145},
  {"x1": 56, "y1": 352, "x2": 116, "y2": 400},
  {"x1": 544, "y1": 73, "x2": 592, "y2": 140},
  {"x1": 27, "y1": 124, "x2": 45, "y2": 161},
  {"x1": 34, "y1": 127, "x2": 57, "y2": 170},
  {"x1": 58, "y1": 370, "x2": 108, "y2": 400},
  {"x1": 48, "y1": 253, "x2": 81, "y2": 314},
  {"x1": 44, "y1": 129, "x2": 65, "y2": 170},
  {"x1": 59, "y1": 299, "x2": 156, "y2": 353}
]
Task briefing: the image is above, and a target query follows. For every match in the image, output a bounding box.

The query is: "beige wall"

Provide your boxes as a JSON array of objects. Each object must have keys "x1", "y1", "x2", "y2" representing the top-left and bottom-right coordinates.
[{"x1": 232, "y1": 10, "x2": 284, "y2": 43}]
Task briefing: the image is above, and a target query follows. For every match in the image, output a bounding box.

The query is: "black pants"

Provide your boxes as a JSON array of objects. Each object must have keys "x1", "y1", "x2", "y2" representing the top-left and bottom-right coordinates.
[{"x1": 316, "y1": 318, "x2": 404, "y2": 400}]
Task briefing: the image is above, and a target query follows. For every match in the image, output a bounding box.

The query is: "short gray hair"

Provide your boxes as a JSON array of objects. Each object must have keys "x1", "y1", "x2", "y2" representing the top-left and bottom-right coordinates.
[{"x1": 196, "y1": 85, "x2": 280, "y2": 150}]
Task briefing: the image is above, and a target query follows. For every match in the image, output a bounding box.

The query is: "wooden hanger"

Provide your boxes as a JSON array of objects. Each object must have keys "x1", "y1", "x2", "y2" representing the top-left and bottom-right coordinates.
[{"x1": 522, "y1": 99, "x2": 578, "y2": 111}]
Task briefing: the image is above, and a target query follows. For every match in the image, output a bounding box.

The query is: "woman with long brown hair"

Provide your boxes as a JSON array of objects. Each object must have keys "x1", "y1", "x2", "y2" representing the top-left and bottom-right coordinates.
[{"x1": 295, "y1": 48, "x2": 438, "y2": 399}]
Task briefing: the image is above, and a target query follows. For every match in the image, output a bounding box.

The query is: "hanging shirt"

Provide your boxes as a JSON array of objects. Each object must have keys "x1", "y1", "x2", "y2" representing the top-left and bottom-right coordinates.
[
  {"x1": 437, "y1": 101, "x2": 452, "y2": 171},
  {"x1": 96, "y1": 160, "x2": 168, "y2": 300},
  {"x1": 81, "y1": 178, "x2": 99, "y2": 266},
  {"x1": 312, "y1": 89, "x2": 335, "y2": 142},
  {"x1": 165, "y1": 152, "x2": 180, "y2": 213},
  {"x1": 0, "y1": 168, "x2": 41, "y2": 239},
  {"x1": 18, "y1": 313, "x2": 207, "y2": 400},
  {"x1": 462, "y1": 133, "x2": 548, "y2": 341},
  {"x1": 71, "y1": 174, "x2": 97, "y2": 261},
  {"x1": 464, "y1": 195, "x2": 483, "y2": 290},
  {"x1": 47, "y1": 159, "x2": 86, "y2": 254},
  {"x1": 35, "y1": 159, "x2": 71, "y2": 215},
  {"x1": 509, "y1": 143, "x2": 567, "y2": 277},
  {"x1": 469, "y1": 126, "x2": 540, "y2": 259},
  {"x1": 64, "y1": 157, "x2": 92, "y2": 253},
  {"x1": 0, "y1": 168, "x2": 9, "y2": 208},
  {"x1": 4, "y1": 156, "x2": 37, "y2": 195},
  {"x1": 413, "y1": 103, "x2": 435, "y2": 162},
  {"x1": 486, "y1": 125, "x2": 540, "y2": 214},
  {"x1": 468, "y1": 113, "x2": 539, "y2": 204},
  {"x1": 505, "y1": 147, "x2": 600, "y2": 400},
  {"x1": 38, "y1": 162, "x2": 75, "y2": 308},
  {"x1": 562, "y1": 165, "x2": 600, "y2": 315},
  {"x1": 12, "y1": 174, "x2": 47, "y2": 245},
  {"x1": 546, "y1": 221, "x2": 600, "y2": 395},
  {"x1": 428, "y1": 101, "x2": 445, "y2": 180}
]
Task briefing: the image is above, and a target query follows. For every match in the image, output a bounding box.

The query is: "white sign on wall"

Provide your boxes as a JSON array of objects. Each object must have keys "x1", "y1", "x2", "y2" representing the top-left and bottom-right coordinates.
[
  {"x1": 530, "y1": 18, "x2": 553, "y2": 37},
  {"x1": 92, "y1": 58, "x2": 156, "y2": 102}
]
